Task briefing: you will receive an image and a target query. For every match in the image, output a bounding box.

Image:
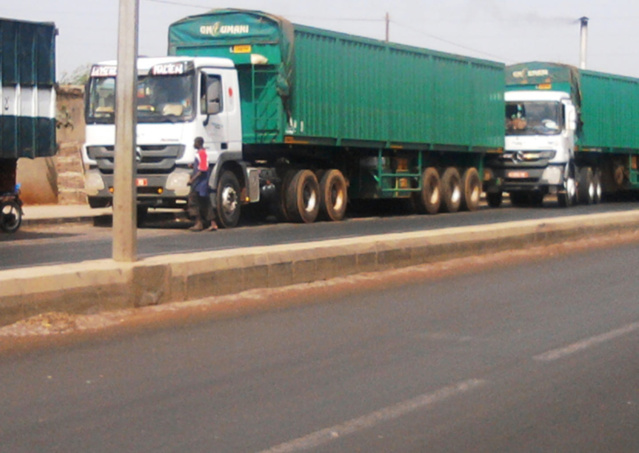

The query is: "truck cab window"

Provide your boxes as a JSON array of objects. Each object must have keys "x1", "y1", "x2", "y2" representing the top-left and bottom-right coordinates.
[
  {"x1": 506, "y1": 101, "x2": 561, "y2": 136},
  {"x1": 89, "y1": 78, "x2": 116, "y2": 118},
  {"x1": 201, "y1": 73, "x2": 222, "y2": 115}
]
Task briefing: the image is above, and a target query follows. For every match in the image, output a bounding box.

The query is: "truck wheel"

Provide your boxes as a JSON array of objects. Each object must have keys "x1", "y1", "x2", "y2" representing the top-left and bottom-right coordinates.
[
  {"x1": 460, "y1": 167, "x2": 481, "y2": 211},
  {"x1": 0, "y1": 200, "x2": 22, "y2": 233},
  {"x1": 558, "y1": 176, "x2": 576, "y2": 208},
  {"x1": 215, "y1": 170, "x2": 241, "y2": 228},
  {"x1": 286, "y1": 169, "x2": 320, "y2": 223},
  {"x1": 593, "y1": 169, "x2": 602, "y2": 204},
  {"x1": 413, "y1": 167, "x2": 441, "y2": 215},
  {"x1": 319, "y1": 169, "x2": 347, "y2": 221},
  {"x1": 440, "y1": 167, "x2": 462, "y2": 213},
  {"x1": 577, "y1": 167, "x2": 594, "y2": 205},
  {"x1": 486, "y1": 191, "x2": 502, "y2": 208}
]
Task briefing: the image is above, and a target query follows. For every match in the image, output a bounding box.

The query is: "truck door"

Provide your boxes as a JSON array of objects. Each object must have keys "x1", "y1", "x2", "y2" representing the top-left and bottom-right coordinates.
[{"x1": 200, "y1": 70, "x2": 229, "y2": 153}]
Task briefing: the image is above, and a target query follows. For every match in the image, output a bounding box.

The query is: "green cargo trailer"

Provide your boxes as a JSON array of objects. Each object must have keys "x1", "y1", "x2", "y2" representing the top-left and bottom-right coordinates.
[
  {"x1": 0, "y1": 18, "x2": 57, "y2": 195},
  {"x1": 169, "y1": 10, "x2": 503, "y2": 151},
  {"x1": 486, "y1": 61, "x2": 639, "y2": 208},
  {"x1": 84, "y1": 9, "x2": 503, "y2": 227}
]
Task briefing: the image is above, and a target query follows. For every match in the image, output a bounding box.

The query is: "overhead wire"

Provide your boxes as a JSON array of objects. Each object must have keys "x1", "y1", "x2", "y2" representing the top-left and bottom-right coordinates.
[{"x1": 388, "y1": 19, "x2": 507, "y2": 61}]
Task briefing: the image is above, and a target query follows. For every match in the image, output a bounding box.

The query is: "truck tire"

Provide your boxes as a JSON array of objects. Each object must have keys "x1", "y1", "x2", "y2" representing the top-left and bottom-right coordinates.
[
  {"x1": 440, "y1": 167, "x2": 462, "y2": 213},
  {"x1": 0, "y1": 200, "x2": 22, "y2": 233},
  {"x1": 577, "y1": 167, "x2": 594, "y2": 205},
  {"x1": 413, "y1": 167, "x2": 441, "y2": 215},
  {"x1": 215, "y1": 170, "x2": 241, "y2": 228},
  {"x1": 460, "y1": 167, "x2": 481, "y2": 211},
  {"x1": 285, "y1": 169, "x2": 320, "y2": 223},
  {"x1": 319, "y1": 169, "x2": 347, "y2": 221},
  {"x1": 593, "y1": 169, "x2": 602, "y2": 204},
  {"x1": 486, "y1": 191, "x2": 502, "y2": 208},
  {"x1": 558, "y1": 176, "x2": 576, "y2": 208}
]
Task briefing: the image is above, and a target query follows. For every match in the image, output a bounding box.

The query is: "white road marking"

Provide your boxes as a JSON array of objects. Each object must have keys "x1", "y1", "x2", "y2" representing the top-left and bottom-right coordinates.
[
  {"x1": 534, "y1": 322, "x2": 639, "y2": 362},
  {"x1": 259, "y1": 379, "x2": 487, "y2": 453}
]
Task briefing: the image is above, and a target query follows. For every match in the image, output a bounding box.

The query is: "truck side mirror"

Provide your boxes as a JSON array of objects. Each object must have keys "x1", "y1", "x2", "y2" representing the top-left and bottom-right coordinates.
[{"x1": 206, "y1": 77, "x2": 222, "y2": 115}]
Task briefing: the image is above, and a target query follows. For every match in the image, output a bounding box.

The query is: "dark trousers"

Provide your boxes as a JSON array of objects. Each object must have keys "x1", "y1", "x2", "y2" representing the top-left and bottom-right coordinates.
[{"x1": 188, "y1": 191, "x2": 214, "y2": 224}]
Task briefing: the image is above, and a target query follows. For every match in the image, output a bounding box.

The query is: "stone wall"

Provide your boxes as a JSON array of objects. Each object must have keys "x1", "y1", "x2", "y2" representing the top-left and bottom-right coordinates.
[{"x1": 54, "y1": 85, "x2": 87, "y2": 205}]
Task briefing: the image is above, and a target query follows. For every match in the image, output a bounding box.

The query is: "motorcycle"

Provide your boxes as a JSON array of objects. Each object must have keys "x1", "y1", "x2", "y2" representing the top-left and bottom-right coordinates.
[{"x1": 0, "y1": 184, "x2": 23, "y2": 233}]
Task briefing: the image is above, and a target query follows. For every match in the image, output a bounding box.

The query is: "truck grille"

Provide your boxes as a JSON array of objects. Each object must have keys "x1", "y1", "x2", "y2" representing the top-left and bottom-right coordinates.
[{"x1": 86, "y1": 145, "x2": 185, "y2": 174}]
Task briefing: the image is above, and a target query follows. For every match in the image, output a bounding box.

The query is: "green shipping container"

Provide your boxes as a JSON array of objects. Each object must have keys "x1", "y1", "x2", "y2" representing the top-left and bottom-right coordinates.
[
  {"x1": 506, "y1": 62, "x2": 639, "y2": 154},
  {"x1": 0, "y1": 18, "x2": 57, "y2": 159},
  {"x1": 168, "y1": 9, "x2": 503, "y2": 152}
]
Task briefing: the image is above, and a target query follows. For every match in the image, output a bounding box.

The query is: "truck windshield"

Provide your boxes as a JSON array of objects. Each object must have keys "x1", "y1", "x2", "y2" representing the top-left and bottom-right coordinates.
[
  {"x1": 505, "y1": 101, "x2": 562, "y2": 136},
  {"x1": 86, "y1": 73, "x2": 196, "y2": 124}
]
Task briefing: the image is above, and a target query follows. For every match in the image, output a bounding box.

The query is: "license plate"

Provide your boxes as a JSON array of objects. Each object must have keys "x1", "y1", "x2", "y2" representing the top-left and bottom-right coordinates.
[
  {"x1": 507, "y1": 171, "x2": 529, "y2": 179},
  {"x1": 136, "y1": 178, "x2": 148, "y2": 187}
]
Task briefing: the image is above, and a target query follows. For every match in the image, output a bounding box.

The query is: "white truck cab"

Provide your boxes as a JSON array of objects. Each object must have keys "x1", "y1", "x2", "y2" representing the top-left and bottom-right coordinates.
[
  {"x1": 82, "y1": 57, "x2": 243, "y2": 211},
  {"x1": 485, "y1": 89, "x2": 578, "y2": 207}
]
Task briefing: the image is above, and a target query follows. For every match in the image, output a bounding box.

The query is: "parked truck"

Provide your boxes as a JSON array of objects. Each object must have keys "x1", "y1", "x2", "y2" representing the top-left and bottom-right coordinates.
[
  {"x1": 83, "y1": 9, "x2": 503, "y2": 227},
  {"x1": 485, "y1": 61, "x2": 639, "y2": 207},
  {"x1": 0, "y1": 18, "x2": 57, "y2": 232}
]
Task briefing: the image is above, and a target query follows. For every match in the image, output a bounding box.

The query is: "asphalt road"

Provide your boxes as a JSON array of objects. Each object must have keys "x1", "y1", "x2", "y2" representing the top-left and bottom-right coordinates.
[
  {"x1": 1, "y1": 239, "x2": 638, "y2": 452},
  {"x1": 1, "y1": 199, "x2": 639, "y2": 269}
]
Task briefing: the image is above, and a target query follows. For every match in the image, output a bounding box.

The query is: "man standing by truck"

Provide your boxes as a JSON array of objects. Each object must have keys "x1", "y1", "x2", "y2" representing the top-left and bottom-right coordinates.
[{"x1": 188, "y1": 137, "x2": 217, "y2": 231}]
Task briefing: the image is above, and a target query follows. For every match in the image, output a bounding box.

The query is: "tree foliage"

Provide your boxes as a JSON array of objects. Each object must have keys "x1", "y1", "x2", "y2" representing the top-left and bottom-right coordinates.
[{"x1": 59, "y1": 63, "x2": 92, "y2": 85}]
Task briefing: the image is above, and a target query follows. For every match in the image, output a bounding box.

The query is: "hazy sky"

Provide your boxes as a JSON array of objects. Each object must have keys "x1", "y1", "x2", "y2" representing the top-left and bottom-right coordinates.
[{"x1": 3, "y1": 0, "x2": 639, "y2": 80}]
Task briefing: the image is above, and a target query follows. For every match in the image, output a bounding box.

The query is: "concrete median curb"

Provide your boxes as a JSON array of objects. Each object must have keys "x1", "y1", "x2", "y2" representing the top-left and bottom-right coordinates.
[{"x1": 2, "y1": 211, "x2": 639, "y2": 327}]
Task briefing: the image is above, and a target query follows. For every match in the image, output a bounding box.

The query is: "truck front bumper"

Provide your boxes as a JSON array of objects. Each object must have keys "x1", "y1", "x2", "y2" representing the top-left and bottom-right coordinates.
[
  {"x1": 84, "y1": 167, "x2": 191, "y2": 208},
  {"x1": 484, "y1": 164, "x2": 566, "y2": 194}
]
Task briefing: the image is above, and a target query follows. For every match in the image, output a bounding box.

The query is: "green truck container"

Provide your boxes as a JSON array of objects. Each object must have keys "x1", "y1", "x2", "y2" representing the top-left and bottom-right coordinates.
[
  {"x1": 485, "y1": 61, "x2": 639, "y2": 209},
  {"x1": 0, "y1": 18, "x2": 57, "y2": 195},
  {"x1": 169, "y1": 10, "x2": 503, "y2": 151}
]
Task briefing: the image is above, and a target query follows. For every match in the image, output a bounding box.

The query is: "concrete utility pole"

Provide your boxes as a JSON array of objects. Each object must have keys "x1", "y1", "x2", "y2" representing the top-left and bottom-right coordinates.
[
  {"x1": 112, "y1": 0, "x2": 139, "y2": 262},
  {"x1": 579, "y1": 16, "x2": 589, "y2": 70}
]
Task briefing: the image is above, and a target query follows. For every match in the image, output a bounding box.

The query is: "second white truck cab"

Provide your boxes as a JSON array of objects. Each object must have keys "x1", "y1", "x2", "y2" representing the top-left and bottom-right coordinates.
[{"x1": 485, "y1": 88, "x2": 579, "y2": 207}]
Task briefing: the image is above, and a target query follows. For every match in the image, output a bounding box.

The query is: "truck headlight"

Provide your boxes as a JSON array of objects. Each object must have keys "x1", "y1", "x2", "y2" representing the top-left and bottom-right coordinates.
[
  {"x1": 539, "y1": 151, "x2": 557, "y2": 160},
  {"x1": 166, "y1": 169, "x2": 191, "y2": 196},
  {"x1": 84, "y1": 169, "x2": 105, "y2": 195}
]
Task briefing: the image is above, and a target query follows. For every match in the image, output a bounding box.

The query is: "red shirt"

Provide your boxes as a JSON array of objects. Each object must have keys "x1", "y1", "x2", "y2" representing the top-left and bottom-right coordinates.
[{"x1": 195, "y1": 148, "x2": 208, "y2": 171}]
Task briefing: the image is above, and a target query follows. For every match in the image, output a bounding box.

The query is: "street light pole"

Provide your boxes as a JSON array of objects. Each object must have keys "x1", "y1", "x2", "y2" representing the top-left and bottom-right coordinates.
[
  {"x1": 113, "y1": 0, "x2": 139, "y2": 262},
  {"x1": 385, "y1": 12, "x2": 390, "y2": 42},
  {"x1": 579, "y1": 16, "x2": 589, "y2": 70}
]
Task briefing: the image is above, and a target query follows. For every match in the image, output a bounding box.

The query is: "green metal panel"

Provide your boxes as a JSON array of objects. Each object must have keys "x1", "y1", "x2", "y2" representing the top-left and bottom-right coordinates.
[
  {"x1": 0, "y1": 19, "x2": 57, "y2": 159},
  {"x1": 289, "y1": 24, "x2": 503, "y2": 150},
  {"x1": 0, "y1": 19, "x2": 56, "y2": 86},
  {"x1": 169, "y1": 9, "x2": 504, "y2": 151},
  {"x1": 580, "y1": 70, "x2": 639, "y2": 152}
]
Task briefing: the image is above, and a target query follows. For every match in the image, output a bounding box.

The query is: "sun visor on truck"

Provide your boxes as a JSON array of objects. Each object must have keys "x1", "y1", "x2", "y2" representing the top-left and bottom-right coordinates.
[{"x1": 167, "y1": 9, "x2": 294, "y2": 98}]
